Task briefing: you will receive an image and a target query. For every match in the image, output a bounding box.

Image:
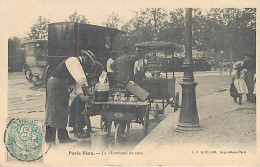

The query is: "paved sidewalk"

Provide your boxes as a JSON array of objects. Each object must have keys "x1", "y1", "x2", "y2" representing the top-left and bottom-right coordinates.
[{"x1": 133, "y1": 91, "x2": 257, "y2": 165}]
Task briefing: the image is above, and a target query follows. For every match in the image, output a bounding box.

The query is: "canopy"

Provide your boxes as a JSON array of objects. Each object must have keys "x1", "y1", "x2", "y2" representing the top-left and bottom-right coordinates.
[{"x1": 135, "y1": 41, "x2": 182, "y2": 52}]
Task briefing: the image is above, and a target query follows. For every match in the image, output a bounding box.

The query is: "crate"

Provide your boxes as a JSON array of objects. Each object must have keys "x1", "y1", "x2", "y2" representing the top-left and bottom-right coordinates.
[
  {"x1": 142, "y1": 78, "x2": 175, "y2": 100},
  {"x1": 126, "y1": 81, "x2": 149, "y2": 101}
]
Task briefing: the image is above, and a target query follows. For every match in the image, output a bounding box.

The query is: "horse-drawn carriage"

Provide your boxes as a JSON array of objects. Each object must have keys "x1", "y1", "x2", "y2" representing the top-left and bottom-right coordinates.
[{"x1": 23, "y1": 40, "x2": 48, "y2": 86}]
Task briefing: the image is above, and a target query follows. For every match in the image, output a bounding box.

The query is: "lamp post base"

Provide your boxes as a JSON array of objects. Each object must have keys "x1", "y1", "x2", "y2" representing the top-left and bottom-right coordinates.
[
  {"x1": 175, "y1": 122, "x2": 202, "y2": 132},
  {"x1": 175, "y1": 80, "x2": 202, "y2": 132}
]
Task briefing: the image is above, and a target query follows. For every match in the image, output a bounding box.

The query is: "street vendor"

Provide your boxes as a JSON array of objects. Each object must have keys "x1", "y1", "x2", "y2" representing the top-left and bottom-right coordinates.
[
  {"x1": 45, "y1": 50, "x2": 96, "y2": 144},
  {"x1": 68, "y1": 73, "x2": 102, "y2": 138},
  {"x1": 110, "y1": 47, "x2": 143, "y2": 134}
]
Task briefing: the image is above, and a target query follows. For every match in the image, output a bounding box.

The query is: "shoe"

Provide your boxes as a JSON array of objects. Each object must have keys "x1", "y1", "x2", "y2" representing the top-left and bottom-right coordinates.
[
  {"x1": 86, "y1": 129, "x2": 94, "y2": 134},
  {"x1": 59, "y1": 138, "x2": 77, "y2": 143},
  {"x1": 45, "y1": 140, "x2": 56, "y2": 144},
  {"x1": 239, "y1": 102, "x2": 242, "y2": 105},
  {"x1": 73, "y1": 129, "x2": 84, "y2": 137},
  {"x1": 77, "y1": 131, "x2": 90, "y2": 138}
]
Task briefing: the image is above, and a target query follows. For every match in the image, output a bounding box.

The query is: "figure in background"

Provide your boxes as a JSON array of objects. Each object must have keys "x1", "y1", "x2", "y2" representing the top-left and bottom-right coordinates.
[
  {"x1": 231, "y1": 61, "x2": 249, "y2": 105},
  {"x1": 134, "y1": 58, "x2": 147, "y2": 87},
  {"x1": 107, "y1": 51, "x2": 117, "y2": 89}
]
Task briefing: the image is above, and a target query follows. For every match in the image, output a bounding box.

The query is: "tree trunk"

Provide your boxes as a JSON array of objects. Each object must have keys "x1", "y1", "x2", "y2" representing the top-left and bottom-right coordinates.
[{"x1": 229, "y1": 46, "x2": 233, "y2": 74}]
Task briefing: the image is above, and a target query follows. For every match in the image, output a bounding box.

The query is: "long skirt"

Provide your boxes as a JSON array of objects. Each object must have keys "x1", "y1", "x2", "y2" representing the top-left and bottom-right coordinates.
[
  {"x1": 45, "y1": 77, "x2": 70, "y2": 129},
  {"x1": 234, "y1": 79, "x2": 249, "y2": 94}
]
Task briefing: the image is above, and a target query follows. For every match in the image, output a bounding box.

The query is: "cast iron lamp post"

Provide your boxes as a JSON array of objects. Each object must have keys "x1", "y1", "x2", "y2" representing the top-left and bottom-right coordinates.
[{"x1": 176, "y1": 8, "x2": 202, "y2": 132}]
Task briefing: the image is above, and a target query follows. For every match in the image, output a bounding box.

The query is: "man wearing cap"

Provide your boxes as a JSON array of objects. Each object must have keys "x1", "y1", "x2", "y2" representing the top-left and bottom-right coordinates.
[
  {"x1": 45, "y1": 50, "x2": 95, "y2": 144},
  {"x1": 110, "y1": 47, "x2": 142, "y2": 85}
]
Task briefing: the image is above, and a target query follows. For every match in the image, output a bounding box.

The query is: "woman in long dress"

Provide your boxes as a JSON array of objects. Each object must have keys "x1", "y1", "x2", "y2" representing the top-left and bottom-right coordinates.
[{"x1": 232, "y1": 61, "x2": 249, "y2": 105}]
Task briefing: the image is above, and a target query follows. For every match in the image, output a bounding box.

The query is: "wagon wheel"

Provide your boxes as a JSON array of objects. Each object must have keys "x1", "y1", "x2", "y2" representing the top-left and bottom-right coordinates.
[
  {"x1": 100, "y1": 116, "x2": 106, "y2": 131},
  {"x1": 174, "y1": 92, "x2": 179, "y2": 112},
  {"x1": 114, "y1": 124, "x2": 120, "y2": 147},
  {"x1": 126, "y1": 121, "x2": 131, "y2": 139},
  {"x1": 100, "y1": 106, "x2": 108, "y2": 131},
  {"x1": 32, "y1": 75, "x2": 44, "y2": 86},
  {"x1": 25, "y1": 68, "x2": 33, "y2": 82},
  {"x1": 143, "y1": 107, "x2": 149, "y2": 137},
  {"x1": 100, "y1": 118, "x2": 110, "y2": 132},
  {"x1": 107, "y1": 120, "x2": 112, "y2": 136}
]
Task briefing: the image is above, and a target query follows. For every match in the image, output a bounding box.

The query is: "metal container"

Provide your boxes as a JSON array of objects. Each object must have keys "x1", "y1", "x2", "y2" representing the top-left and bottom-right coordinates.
[{"x1": 95, "y1": 83, "x2": 110, "y2": 102}]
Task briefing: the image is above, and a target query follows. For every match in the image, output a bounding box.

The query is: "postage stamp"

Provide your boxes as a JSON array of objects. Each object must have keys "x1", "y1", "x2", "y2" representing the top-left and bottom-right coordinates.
[{"x1": 4, "y1": 118, "x2": 48, "y2": 162}]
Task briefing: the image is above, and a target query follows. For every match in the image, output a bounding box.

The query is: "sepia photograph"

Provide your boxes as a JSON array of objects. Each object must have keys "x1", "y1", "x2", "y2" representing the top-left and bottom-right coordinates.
[{"x1": 0, "y1": 0, "x2": 259, "y2": 166}]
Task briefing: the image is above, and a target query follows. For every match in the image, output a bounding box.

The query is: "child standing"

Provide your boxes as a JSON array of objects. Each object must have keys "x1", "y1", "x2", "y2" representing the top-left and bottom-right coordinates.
[{"x1": 232, "y1": 61, "x2": 249, "y2": 105}]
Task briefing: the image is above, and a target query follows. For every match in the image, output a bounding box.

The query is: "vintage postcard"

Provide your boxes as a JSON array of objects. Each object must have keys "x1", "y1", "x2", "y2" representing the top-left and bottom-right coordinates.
[{"x1": 0, "y1": 0, "x2": 259, "y2": 166}]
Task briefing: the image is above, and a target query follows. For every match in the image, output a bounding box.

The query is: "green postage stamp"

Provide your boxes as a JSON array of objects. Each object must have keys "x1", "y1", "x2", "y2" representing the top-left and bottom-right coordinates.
[{"x1": 4, "y1": 118, "x2": 46, "y2": 162}]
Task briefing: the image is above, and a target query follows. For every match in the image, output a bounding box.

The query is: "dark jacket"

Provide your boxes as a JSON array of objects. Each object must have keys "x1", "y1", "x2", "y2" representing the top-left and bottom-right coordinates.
[{"x1": 110, "y1": 54, "x2": 141, "y2": 84}]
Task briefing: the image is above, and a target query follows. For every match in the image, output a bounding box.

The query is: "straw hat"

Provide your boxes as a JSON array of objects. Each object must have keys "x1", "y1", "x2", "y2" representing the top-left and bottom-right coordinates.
[
  {"x1": 81, "y1": 50, "x2": 96, "y2": 65},
  {"x1": 233, "y1": 61, "x2": 244, "y2": 69}
]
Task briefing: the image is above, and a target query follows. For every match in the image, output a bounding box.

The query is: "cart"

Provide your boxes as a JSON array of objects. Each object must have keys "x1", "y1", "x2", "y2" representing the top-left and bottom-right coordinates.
[
  {"x1": 135, "y1": 40, "x2": 182, "y2": 113},
  {"x1": 93, "y1": 101, "x2": 149, "y2": 146},
  {"x1": 23, "y1": 40, "x2": 48, "y2": 86}
]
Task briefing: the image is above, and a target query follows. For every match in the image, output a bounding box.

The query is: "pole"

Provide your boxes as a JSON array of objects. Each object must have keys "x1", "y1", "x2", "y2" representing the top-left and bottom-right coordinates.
[
  {"x1": 229, "y1": 35, "x2": 233, "y2": 74},
  {"x1": 176, "y1": 8, "x2": 201, "y2": 132}
]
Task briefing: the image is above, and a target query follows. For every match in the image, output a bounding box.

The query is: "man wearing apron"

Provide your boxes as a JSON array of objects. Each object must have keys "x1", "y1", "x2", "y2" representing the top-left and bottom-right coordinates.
[{"x1": 45, "y1": 50, "x2": 95, "y2": 143}]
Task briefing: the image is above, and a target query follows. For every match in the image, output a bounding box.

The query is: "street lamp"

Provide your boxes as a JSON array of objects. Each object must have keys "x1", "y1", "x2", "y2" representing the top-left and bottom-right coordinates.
[{"x1": 175, "y1": 8, "x2": 201, "y2": 132}]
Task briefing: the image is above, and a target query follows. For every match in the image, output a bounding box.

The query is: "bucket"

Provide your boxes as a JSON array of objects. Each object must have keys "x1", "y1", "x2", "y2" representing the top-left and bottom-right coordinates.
[{"x1": 91, "y1": 131, "x2": 108, "y2": 150}]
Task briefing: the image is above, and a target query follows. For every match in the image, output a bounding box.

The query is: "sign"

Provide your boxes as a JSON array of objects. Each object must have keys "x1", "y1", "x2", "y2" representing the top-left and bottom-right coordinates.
[{"x1": 146, "y1": 56, "x2": 166, "y2": 72}]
